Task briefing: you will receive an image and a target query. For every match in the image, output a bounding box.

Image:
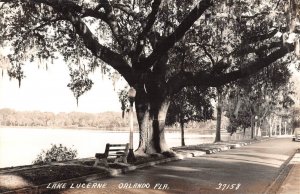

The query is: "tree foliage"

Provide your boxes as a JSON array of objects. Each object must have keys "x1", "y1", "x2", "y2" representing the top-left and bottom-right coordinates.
[
  {"x1": 0, "y1": 0, "x2": 298, "y2": 90},
  {"x1": 118, "y1": 86, "x2": 129, "y2": 118},
  {"x1": 225, "y1": 64, "x2": 295, "y2": 134},
  {"x1": 166, "y1": 87, "x2": 214, "y2": 126}
]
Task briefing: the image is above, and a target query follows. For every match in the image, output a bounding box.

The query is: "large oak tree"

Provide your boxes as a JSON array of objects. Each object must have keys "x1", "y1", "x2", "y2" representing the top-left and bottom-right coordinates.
[{"x1": 0, "y1": 0, "x2": 299, "y2": 154}]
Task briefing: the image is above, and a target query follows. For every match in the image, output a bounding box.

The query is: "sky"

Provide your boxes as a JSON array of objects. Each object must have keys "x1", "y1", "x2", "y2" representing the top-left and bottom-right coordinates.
[{"x1": 0, "y1": 58, "x2": 126, "y2": 113}]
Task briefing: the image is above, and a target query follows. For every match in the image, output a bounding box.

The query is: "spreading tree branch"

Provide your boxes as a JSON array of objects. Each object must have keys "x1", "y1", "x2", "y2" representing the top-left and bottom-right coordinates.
[
  {"x1": 244, "y1": 29, "x2": 279, "y2": 44},
  {"x1": 133, "y1": 0, "x2": 161, "y2": 64},
  {"x1": 240, "y1": 11, "x2": 269, "y2": 19},
  {"x1": 59, "y1": 10, "x2": 134, "y2": 84},
  {"x1": 233, "y1": 41, "x2": 282, "y2": 57},
  {"x1": 140, "y1": 0, "x2": 213, "y2": 71},
  {"x1": 1, "y1": 0, "x2": 135, "y2": 84},
  {"x1": 31, "y1": 0, "x2": 105, "y2": 19},
  {"x1": 97, "y1": 0, "x2": 126, "y2": 49},
  {"x1": 167, "y1": 44, "x2": 294, "y2": 94},
  {"x1": 112, "y1": 3, "x2": 140, "y2": 19},
  {"x1": 214, "y1": 30, "x2": 282, "y2": 72}
]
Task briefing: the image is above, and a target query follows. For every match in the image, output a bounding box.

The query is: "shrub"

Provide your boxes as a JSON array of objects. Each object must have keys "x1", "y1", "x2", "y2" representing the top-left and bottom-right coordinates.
[{"x1": 33, "y1": 144, "x2": 78, "y2": 165}]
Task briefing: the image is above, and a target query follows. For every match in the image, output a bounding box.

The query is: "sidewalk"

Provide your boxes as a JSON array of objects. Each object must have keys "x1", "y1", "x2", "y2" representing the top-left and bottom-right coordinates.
[
  {"x1": 171, "y1": 138, "x2": 270, "y2": 157},
  {"x1": 277, "y1": 150, "x2": 300, "y2": 194},
  {"x1": 0, "y1": 137, "x2": 282, "y2": 193}
]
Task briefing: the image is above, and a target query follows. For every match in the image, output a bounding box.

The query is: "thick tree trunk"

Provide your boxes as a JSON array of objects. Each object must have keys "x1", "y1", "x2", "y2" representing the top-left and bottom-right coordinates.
[
  {"x1": 180, "y1": 118, "x2": 185, "y2": 146},
  {"x1": 215, "y1": 91, "x2": 222, "y2": 142},
  {"x1": 215, "y1": 105, "x2": 222, "y2": 142},
  {"x1": 269, "y1": 117, "x2": 272, "y2": 137},
  {"x1": 135, "y1": 86, "x2": 149, "y2": 155},
  {"x1": 135, "y1": 86, "x2": 170, "y2": 154},
  {"x1": 255, "y1": 120, "x2": 258, "y2": 137},
  {"x1": 251, "y1": 115, "x2": 255, "y2": 139}
]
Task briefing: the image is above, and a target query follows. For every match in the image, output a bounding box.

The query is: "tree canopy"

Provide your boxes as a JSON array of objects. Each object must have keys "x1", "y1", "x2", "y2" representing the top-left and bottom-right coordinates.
[
  {"x1": 166, "y1": 86, "x2": 214, "y2": 127},
  {"x1": 1, "y1": 0, "x2": 299, "y2": 90},
  {"x1": 225, "y1": 65, "x2": 295, "y2": 135}
]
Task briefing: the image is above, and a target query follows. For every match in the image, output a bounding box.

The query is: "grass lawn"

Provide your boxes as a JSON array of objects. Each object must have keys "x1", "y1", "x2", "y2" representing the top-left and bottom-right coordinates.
[{"x1": 0, "y1": 154, "x2": 173, "y2": 193}]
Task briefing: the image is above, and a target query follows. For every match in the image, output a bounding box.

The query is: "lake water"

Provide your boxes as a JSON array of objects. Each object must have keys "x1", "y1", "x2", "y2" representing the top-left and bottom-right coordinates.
[{"x1": 0, "y1": 127, "x2": 231, "y2": 168}]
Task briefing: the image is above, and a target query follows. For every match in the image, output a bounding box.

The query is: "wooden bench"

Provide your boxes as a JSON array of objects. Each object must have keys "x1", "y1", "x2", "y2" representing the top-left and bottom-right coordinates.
[{"x1": 94, "y1": 143, "x2": 129, "y2": 167}]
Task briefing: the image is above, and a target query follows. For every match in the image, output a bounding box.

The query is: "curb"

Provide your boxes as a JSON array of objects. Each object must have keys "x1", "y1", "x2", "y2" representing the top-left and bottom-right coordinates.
[
  {"x1": 263, "y1": 149, "x2": 299, "y2": 194},
  {"x1": 172, "y1": 138, "x2": 272, "y2": 157}
]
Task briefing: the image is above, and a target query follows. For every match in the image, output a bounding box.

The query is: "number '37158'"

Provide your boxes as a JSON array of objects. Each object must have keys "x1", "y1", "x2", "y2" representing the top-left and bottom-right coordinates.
[{"x1": 216, "y1": 183, "x2": 241, "y2": 191}]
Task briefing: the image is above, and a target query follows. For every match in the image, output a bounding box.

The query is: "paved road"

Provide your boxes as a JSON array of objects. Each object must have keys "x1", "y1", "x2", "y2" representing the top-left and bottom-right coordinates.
[{"x1": 62, "y1": 138, "x2": 299, "y2": 194}]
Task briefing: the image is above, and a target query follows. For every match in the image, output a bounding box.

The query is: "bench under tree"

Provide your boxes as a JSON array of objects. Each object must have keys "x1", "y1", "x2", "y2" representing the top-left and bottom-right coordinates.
[{"x1": 94, "y1": 143, "x2": 129, "y2": 167}]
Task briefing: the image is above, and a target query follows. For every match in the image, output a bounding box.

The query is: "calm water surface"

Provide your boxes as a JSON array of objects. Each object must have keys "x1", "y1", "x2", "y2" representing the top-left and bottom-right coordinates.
[{"x1": 0, "y1": 127, "x2": 217, "y2": 168}]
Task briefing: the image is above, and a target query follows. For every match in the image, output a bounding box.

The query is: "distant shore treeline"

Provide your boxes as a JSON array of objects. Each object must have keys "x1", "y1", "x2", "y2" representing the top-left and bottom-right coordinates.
[
  {"x1": 0, "y1": 108, "x2": 217, "y2": 132},
  {"x1": 0, "y1": 108, "x2": 138, "y2": 130}
]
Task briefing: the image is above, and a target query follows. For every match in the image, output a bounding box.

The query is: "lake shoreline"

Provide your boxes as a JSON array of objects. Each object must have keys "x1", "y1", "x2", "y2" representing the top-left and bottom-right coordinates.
[
  {"x1": 0, "y1": 125, "x2": 187, "y2": 133},
  {"x1": 0, "y1": 125, "x2": 134, "y2": 132}
]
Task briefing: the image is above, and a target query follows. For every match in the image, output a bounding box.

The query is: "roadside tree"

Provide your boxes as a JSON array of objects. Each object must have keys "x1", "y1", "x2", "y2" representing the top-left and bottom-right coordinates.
[
  {"x1": 225, "y1": 64, "x2": 295, "y2": 138},
  {"x1": 166, "y1": 86, "x2": 214, "y2": 146}
]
